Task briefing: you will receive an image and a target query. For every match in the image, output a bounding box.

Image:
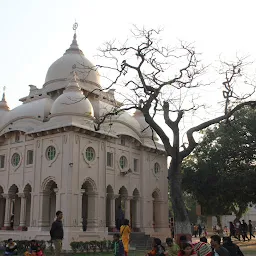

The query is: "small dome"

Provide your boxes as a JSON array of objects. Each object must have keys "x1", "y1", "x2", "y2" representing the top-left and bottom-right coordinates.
[
  {"x1": 3, "y1": 98, "x2": 53, "y2": 124},
  {"x1": 44, "y1": 33, "x2": 101, "y2": 91},
  {"x1": 50, "y1": 72, "x2": 94, "y2": 117},
  {"x1": 112, "y1": 111, "x2": 141, "y2": 134},
  {"x1": 133, "y1": 109, "x2": 158, "y2": 140}
]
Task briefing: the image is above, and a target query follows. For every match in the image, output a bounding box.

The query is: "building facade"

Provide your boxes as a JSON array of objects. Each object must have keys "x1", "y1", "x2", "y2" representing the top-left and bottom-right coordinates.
[{"x1": 0, "y1": 29, "x2": 169, "y2": 249}]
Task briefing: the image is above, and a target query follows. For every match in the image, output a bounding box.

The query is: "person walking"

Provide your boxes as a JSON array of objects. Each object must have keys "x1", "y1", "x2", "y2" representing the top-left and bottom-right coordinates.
[
  {"x1": 241, "y1": 220, "x2": 249, "y2": 241},
  {"x1": 50, "y1": 211, "x2": 64, "y2": 256},
  {"x1": 198, "y1": 224, "x2": 203, "y2": 237},
  {"x1": 248, "y1": 220, "x2": 255, "y2": 239},
  {"x1": 210, "y1": 235, "x2": 230, "y2": 256},
  {"x1": 120, "y1": 219, "x2": 131, "y2": 256}
]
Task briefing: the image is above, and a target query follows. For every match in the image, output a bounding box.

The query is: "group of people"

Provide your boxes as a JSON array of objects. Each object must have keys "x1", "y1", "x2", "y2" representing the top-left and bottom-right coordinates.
[
  {"x1": 3, "y1": 210, "x2": 252, "y2": 256},
  {"x1": 3, "y1": 239, "x2": 43, "y2": 256},
  {"x1": 192, "y1": 224, "x2": 207, "y2": 238},
  {"x1": 145, "y1": 235, "x2": 244, "y2": 256},
  {"x1": 229, "y1": 220, "x2": 255, "y2": 241}
]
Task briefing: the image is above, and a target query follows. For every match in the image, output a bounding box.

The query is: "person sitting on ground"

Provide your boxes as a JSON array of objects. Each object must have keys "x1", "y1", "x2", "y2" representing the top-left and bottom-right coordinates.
[
  {"x1": 210, "y1": 235, "x2": 230, "y2": 256},
  {"x1": 164, "y1": 238, "x2": 179, "y2": 256},
  {"x1": 4, "y1": 239, "x2": 18, "y2": 255},
  {"x1": 24, "y1": 240, "x2": 44, "y2": 256},
  {"x1": 146, "y1": 238, "x2": 165, "y2": 256},
  {"x1": 222, "y1": 237, "x2": 244, "y2": 256},
  {"x1": 113, "y1": 233, "x2": 125, "y2": 256},
  {"x1": 194, "y1": 237, "x2": 212, "y2": 256},
  {"x1": 178, "y1": 242, "x2": 197, "y2": 256}
]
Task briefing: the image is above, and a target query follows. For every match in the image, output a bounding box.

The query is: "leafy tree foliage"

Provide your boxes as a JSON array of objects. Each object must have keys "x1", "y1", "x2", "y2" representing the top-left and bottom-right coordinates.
[{"x1": 182, "y1": 107, "x2": 256, "y2": 222}]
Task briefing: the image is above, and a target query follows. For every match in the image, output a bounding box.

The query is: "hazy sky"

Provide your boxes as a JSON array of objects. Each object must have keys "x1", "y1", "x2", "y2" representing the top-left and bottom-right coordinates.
[{"x1": 1, "y1": 0, "x2": 256, "y2": 126}]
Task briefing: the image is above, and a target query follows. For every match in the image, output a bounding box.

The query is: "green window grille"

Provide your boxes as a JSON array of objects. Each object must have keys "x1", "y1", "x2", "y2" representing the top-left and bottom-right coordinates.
[
  {"x1": 12, "y1": 153, "x2": 20, "y2": 167},
  {"x1": 85, "y1": 147, "x2": 95, "y2": 161},
  {"x1": 154, "y1": 162, "x2": 160, "y2": 174},
  {"x1": 119, "y1": 156, "x2": 127, "y2": 169},
  {"x1": 46, "y1": 146, "x2": 56, "y2": 160}
]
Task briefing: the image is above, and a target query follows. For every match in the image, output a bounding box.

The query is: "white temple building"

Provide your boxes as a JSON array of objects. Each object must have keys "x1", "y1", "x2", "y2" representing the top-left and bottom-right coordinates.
[{"x1": 0, "y1": 27, "x2": 169, "y2": 248}]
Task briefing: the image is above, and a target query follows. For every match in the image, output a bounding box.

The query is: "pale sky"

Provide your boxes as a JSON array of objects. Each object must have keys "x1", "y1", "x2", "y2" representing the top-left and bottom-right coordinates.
[{"x1": 1, "y1": 0, "x2": 256, "y2": 135}]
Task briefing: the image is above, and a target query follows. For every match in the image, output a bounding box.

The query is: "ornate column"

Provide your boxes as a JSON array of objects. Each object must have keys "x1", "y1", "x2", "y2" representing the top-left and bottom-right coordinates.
[
  {"x1": 77, "y1": 189, "x2": 85, "y2": 228},
  {"x1": 87, "y1": 191, "x2": 98, "y2": 231},
  {"x1": 2, "y1": 194, "x2": 12, "y2": 230},
  {"x1": 18, "y1": 193, "x2": 28, "y2": 231},
  {"x1": 124, "y1": 197, "x2": 131, "y2": 220},
  {"x1": 134, "y1": 197, "x2": 141, "y2": 231},
  {"x1": 108, "y1": 194, "x2": 118, "y2": 231},
  {"x1": 38, "y1": 191, "x2": 50, "y2": 227}
]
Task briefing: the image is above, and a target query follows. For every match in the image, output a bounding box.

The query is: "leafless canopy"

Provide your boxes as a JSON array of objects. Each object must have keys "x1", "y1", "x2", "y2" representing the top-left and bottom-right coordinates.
[{"x1": 94, "y1": 27, "x2": 256, "y2": 165}]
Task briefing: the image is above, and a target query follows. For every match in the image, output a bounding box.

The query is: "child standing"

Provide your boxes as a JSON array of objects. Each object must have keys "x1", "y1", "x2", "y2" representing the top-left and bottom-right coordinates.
[{"x1": 113, "y1": 234, "x2": 125, "y2": 256}]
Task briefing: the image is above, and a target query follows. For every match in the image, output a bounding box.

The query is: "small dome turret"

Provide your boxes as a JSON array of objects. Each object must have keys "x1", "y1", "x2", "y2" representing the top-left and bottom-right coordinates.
[{"x1": 50, "y1": 72, "x2": 94, "y2": 118}]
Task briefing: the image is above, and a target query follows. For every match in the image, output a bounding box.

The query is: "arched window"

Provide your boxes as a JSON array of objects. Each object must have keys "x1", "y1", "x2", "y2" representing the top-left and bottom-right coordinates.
[
  {"x1": 46, "y1": 146, "x2": 56, "y2": 161},
  {"x1": 11, "y1": 153, "x2": 20, "y2": 167},
  {"x1": 154, "y1": 162, "x2": 160, "y2": 174},
  {"x1": 85, "y1": 147, "x2": 95, "y2": 161},
  {"x1": 119, "y1": 156, "x2": 127, "y2": 169}
]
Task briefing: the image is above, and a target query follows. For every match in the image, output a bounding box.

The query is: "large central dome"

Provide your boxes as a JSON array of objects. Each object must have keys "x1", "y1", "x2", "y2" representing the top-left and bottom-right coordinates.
[{"x1": 43, "y1": 33, "x2": 101, "y2": 92}]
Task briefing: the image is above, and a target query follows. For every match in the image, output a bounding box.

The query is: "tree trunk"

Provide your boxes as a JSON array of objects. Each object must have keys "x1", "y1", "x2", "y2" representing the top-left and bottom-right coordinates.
[
  {"x1": 169, "y1": 161, "x2": 191, "y2": 242},
  {"x1": 216, "y1": 215, "x2": 223, "y2": 235}
]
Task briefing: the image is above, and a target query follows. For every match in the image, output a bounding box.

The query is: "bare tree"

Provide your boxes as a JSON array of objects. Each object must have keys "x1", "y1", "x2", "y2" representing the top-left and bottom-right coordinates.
[{"x1": 81, "y1": 27, "x2": 256, "y2": 236}]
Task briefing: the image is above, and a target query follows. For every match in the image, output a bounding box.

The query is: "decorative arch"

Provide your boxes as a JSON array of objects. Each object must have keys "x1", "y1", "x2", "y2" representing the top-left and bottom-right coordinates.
[
  {"x1": 23, "y1": 183, "x2": 32, "y2": 194},
  {"x1": 81, "y1": 177, "x2": 97, "y2": 192},
  {"x1": 0, "y1": 183, "x2": 6, "y2": 193},
  {"x1": 118, "y1": 186, "x2": 128, "y2": 197},
  {"x1": 106, "y1": 185, "x2": 114, "y2": 194},
  {"x1": 41, "y1": 176, "x2": 57, "y2": 192},
  {"x1": 8, "y1": 184, "x2": 19, "y2": 194},
  {"x1": 132, "y1": 188, "x2": 140, "y2": 198},
  {"x1": 152, "y1": 188, "x2": 161, "y2": 200}
]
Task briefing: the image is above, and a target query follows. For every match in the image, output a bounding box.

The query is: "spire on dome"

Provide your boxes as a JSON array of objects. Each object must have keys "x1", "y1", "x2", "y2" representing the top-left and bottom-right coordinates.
[
  {"x1": 64, "y1": 22, "x2": 84, "y2": 56},
  {"x1": 0, "y1": 86, "x2": 9, "y2": 111},
  {"x1": 2, "y1": 86, "x2": 6, "y2": 101},
  {"x1": 65, "y1": 71, "x2": 82, "y2": 92}
]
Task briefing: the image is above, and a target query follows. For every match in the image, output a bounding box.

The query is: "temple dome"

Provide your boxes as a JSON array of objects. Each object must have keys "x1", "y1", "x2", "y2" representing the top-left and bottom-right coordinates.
[
  {"x1": 50, "y1": 72, "x2": 94, "y2": 118},
  {"x1": 133, "y1": 109, "x2": 158, "y2": 140},
  {"x1": 44, "y1": 33, "x2": 101, "y2": 91}
]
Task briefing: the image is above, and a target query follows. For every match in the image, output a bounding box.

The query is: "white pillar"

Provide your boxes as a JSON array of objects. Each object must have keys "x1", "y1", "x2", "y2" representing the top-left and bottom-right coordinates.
[
  {"x1": 18, "y1": 193, "x2": 27, "y2": 228},
  {"x1": 135, "y1": 197, "x2": 141, "y2": 229},
  {"x1": 109, "y1": 195, "x2": 117, "y2": 229},
  {"x1": 124, "y1": 197, "x2": 131, "y2": 220},
  {"x1": 77, "y1": 189, "x2": 85, "y2": 228},
  {"x1": 38, "y1": 191, "x2": 50, "y2": 227},
  {"x1": 3, "y1": 194, "x2": 12, "y2": 229},
  {"x1": 87, "y1": 192, "x2": 98, "y2": 230}
]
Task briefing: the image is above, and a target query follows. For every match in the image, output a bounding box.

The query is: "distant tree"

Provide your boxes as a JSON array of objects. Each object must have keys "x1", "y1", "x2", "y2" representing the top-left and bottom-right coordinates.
[
  {"x1": 83, "y1": 27, "x2": 256, "y2": 236},
  {"x1": 182, "y1": 107, "x2": 256, "y2": 226}
]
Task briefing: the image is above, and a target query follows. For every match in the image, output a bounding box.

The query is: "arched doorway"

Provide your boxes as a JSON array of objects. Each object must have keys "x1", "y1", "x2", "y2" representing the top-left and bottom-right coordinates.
[
  {"x1": 81, "y1": 178, "x2": 98, "y2": 231},
  {"x1": 115, "y1": 186, "x2": 128, "y2": 230},
  {"x1": 152, "y1": 189, "x2": 161, "y2": 231},
  {"x1": 106, "y1": 185, "x2": 114, "y2": 230},
  {"x1": 8, "y1": 184, "x2": 19, "y2": 229},
  {"x1": 0, "y1": 186, "x2": 5, "y2": 228},
  {"x1": 131, "y1": 188, "x2": 140, "y2": 231},
  {"x1": 40, "y1": 180, "x2": 57, "y2": 228}
]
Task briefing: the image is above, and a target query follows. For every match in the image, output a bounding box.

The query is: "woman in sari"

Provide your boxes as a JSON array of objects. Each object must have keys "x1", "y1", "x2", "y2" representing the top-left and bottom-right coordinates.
[{"x1": 120, "y1": 219, "x2": 131, "y2": 256}]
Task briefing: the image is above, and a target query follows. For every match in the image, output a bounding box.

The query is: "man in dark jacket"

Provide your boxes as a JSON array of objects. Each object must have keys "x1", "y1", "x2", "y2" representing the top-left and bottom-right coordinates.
[
  {"x1": 50, "y1": 211, "x2": 63, "y2": 256},
  {"x1": 248, "y1": 220, "x2": 255, "y2": 239},
  {"x1": 223, "y1": 237, "x2": 244, "y2": 256},
  {"x1": 210, "y1": 235, "x2": 230, "y2": 256}
]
